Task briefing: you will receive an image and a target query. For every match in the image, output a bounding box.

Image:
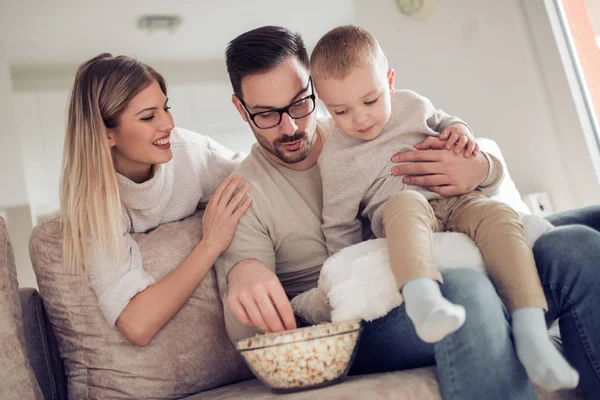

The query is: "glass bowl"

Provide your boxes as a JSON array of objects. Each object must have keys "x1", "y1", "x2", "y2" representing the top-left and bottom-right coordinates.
[{"x1": 236, "y1": 320, "x2": 362, "y2": 393}]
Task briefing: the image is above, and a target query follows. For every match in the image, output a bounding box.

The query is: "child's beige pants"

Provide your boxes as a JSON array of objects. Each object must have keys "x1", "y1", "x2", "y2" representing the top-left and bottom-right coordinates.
[{"x1": 383, "y1": 190, "x2": 547, "y2": 312}]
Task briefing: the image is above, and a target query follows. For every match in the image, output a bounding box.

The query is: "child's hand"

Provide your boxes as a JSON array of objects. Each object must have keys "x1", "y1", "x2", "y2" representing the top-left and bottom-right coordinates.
[{"x1": 439, "y1": 124, "x2": 479, "y2": 158}]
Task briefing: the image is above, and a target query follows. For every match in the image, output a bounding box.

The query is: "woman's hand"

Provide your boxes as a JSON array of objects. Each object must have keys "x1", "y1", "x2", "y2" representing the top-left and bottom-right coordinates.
[{"x1": 201, "y1": 175, "x2": 252, "y2": 253}]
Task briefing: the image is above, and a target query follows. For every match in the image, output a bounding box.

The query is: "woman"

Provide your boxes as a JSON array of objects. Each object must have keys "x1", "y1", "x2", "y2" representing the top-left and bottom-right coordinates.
[{"x1": 60, "y1": 53, "x2": 251, "y2": 346}]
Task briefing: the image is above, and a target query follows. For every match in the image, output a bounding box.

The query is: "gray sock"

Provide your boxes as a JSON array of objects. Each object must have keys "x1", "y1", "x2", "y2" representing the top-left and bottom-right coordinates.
[
  {"x1": 512, "y1": 307, "x2": 579, "y2": 391},
  {"x1": 402, "y1": 278, "x2": 466, "y2": 343}
]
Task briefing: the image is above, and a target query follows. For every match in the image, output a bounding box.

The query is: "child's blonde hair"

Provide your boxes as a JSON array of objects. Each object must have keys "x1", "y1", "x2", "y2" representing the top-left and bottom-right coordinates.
[{"x1": 310, "y1": 25, "x2": 387, "y2": 80}]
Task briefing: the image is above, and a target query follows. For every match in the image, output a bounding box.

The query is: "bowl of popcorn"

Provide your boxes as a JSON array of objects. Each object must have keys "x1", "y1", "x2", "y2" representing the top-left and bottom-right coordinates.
[{"x1": 236, "y1": 320, "x2": 362, "y2": 393}]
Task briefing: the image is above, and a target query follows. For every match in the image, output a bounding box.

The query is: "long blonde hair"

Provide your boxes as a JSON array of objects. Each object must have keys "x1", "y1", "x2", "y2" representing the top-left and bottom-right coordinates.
[{"x1": 60, "y1": 53, "x2": 167, "y2": 274}]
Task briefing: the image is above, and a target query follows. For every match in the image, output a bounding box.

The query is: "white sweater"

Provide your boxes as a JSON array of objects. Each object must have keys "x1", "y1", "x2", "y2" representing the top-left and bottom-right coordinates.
[{"x1": 86, "y1": 128, "x2": 243, "y2": 326}]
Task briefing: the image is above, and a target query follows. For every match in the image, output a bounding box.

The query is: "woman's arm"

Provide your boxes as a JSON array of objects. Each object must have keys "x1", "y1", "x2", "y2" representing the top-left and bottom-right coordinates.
[
  {"x1": 116, "y1": 175, "x2": 251, "y2": 346},
  {"x1": 116, "y1": 240, "x2": 220, "y2": 346}
]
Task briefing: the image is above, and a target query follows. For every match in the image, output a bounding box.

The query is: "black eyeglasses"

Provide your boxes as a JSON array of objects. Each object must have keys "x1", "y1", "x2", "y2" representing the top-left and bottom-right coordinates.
[{"x1": 240, "y1": 78, "x2": 316, "y2": 129}]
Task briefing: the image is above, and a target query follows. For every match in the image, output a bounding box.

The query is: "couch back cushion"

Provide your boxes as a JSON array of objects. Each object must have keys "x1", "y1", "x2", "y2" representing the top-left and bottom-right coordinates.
[
  {"x1": 29, "y1": 212, "x2": 252, "y2": 399},
  {"x1": 0, "y1": 217, "x2": 43, "y2": 400}
]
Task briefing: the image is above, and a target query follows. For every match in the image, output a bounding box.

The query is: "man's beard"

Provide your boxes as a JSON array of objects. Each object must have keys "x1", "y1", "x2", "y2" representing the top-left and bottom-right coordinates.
[{"x1": 253, "y1": 128, "x2": 314, "y2": 164}]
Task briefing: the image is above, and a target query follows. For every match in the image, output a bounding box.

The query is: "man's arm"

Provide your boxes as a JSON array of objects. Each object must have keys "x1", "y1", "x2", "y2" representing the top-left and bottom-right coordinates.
[
  {"x1": 391, "y1": 118, "x2": 505, "y2": 196},
  {"x1": 214, "y1": 202, "x2": 296, "y2": 336},
  {"x1": 225, "y1": 258, "x2": 294, "y2": 334}
]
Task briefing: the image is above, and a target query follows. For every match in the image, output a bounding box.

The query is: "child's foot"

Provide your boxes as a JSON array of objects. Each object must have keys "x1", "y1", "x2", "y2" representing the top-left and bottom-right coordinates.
[
  {"x1": 402, "y1": 279, "x2": 466, "y2": 343},
  {"x1": 512, "y1": 307, "x2": 580, "y2": 391}
]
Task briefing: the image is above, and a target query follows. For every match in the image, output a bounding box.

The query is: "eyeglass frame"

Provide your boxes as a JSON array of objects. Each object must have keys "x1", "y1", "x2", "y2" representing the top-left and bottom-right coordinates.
[{"x1": 239, "y1": 77, "x2": 316, "y2": 129}]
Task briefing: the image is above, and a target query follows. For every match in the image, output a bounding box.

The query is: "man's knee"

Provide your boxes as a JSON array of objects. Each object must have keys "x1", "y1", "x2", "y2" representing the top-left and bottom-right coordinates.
[
  {"x1": 534, "y1": 224, "x2": 598, "y2": 257},
  {"x1": 440, "y1": 269, "x2": 502, "y2": 318},
  {"x1": 534, "y1": 224, "x2": 600, "y2": 283}
]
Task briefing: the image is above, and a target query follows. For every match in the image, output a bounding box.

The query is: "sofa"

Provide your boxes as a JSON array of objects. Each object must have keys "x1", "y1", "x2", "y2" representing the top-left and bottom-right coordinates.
[{"x1": 0, "y1": 140, "x2": 589, "y2": 399}]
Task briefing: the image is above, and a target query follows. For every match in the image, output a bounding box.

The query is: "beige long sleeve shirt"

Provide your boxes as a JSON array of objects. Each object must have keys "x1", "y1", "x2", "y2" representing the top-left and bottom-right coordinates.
[{"x1": 319, "y1": 90, "x2": 504, "y2": 255}]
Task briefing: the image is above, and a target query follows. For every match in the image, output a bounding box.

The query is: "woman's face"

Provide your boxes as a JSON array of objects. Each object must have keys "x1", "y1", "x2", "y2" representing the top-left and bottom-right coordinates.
[{"x1": 107, "y1": 80, "x2": 174, "y2": 182}]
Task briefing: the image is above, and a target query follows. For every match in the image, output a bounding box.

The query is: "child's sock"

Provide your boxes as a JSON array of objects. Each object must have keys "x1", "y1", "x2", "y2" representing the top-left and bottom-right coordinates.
[
  {"x1": 512, "y1": 307, "x2": 579, "y2": 391},
  {"x1": 402, "y1": 278, "x2": 466, "y2": 343}
]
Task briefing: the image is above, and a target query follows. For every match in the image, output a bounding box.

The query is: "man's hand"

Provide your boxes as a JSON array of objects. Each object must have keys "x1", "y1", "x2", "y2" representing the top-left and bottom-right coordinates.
[
  {"x1": 439, "y1": 123, "x2": 479, "y2": 158},
  {"x1": 226, "y1": 259, "x2": 297, "y2": 333},
  {"x1": 390, "y1": 141, "x2": 489, "y2": 196}
]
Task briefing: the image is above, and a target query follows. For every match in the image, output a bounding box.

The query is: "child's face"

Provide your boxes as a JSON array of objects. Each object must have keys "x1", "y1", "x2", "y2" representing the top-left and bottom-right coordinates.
[{"x1": 314, "y1": 64, "x2": 395, "y2": 141}]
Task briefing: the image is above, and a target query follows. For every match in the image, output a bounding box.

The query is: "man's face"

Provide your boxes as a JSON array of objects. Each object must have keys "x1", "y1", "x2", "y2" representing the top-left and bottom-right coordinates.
[{"x1": 232, "y1": 56, "x2": 317, "y2": 165}]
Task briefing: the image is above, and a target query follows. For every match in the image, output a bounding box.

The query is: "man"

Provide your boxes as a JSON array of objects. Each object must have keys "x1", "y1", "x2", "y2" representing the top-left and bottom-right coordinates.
[{"x1": 215, "y1": 26, "x2": 600, "y2": 400}]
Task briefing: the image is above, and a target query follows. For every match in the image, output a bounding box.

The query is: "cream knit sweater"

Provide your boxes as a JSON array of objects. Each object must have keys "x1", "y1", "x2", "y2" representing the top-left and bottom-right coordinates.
[{"x1": 86, "y1": 127, "x2": 242, "y2": 326}]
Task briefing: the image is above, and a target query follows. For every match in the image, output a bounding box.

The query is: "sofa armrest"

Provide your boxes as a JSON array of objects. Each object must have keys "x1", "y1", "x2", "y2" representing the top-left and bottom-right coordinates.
[{"x1": 20, "y1": 288, "x2": 68, "y2": 400}]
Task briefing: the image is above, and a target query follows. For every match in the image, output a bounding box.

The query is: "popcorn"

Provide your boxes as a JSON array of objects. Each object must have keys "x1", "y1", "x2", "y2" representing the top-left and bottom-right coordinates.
[{"x1": 237, "y1": 321, "x2": 361, "y2": 391}]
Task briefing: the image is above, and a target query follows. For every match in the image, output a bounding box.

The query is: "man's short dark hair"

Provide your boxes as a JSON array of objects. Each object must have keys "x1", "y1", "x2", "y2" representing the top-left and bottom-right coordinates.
[{"x1": 226, "y1": 26, "x2": 309, "y2": 101}]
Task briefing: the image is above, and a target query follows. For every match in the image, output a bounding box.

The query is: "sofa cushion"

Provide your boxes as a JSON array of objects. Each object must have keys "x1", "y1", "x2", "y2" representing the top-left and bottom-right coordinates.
[
  {"x1": 0, "y1": 217, "x2": 43, "y2": 400},
  {"x1": 29, "y1": 211, "x2": 252, "y2": 400},
  {"x1": 185, "y1": 367, "x2": 586, "y2": 400}
]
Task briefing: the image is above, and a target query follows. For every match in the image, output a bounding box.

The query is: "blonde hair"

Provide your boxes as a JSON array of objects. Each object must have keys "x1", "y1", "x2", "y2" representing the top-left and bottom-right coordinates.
[
  {"x1": 310, "y1": 25, "x2": 387, "y2": 80},
  {"x1": 60, "y1": 53, "x2": 167, "y2": 274}
]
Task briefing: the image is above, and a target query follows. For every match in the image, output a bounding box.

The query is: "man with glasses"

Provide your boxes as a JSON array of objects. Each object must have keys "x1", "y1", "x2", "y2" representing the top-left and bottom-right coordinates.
[{"x1": 215, "y1": 26, "x2": 600, "y2": 399}]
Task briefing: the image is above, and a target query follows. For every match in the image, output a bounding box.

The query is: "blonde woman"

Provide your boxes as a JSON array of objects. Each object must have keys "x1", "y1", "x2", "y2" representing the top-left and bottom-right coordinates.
[{"x1": 60, "y1": 53, "x2": 252, "y2": 346}]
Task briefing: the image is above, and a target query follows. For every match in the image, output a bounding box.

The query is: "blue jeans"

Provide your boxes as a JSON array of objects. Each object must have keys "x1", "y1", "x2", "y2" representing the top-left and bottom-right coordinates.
[
  {"x1": 547, "y1": 204, "x2": 600, "y2": 232},
  {"x1": 349, "y1": 207, "x2": 600, "y2": 400},
  {"x1": 539, "y1": 212, "x2": 600, "y2": 398}
]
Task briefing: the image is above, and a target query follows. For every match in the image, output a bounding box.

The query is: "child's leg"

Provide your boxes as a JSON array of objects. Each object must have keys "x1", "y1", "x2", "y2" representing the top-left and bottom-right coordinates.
[
  {"x1": 444, "y1": 192, "x2": 579, "y2": 391},
  {"x1": 383, "y1": 191, "x2": 465, "y2": 343}
]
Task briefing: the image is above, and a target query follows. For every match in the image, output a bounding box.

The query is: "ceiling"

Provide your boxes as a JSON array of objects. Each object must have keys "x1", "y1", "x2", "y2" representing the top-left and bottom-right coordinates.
[{"x1": 0, "y1": 0, "x2": 356, "y2": 66}]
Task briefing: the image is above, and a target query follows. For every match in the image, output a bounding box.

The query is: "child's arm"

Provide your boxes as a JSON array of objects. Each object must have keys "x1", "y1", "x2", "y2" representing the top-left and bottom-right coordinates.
[
  {"x1": 407, "y1": 90, "x2": 479, "y2": 159},
  {"x1": 319, "y1": 146, "x2": 367, "y2": 256}
]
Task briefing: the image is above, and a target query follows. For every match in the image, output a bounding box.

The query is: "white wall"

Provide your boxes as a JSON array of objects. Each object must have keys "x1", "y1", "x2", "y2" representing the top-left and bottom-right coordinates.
[
  {"x1": 11, "y1": 0, "x2": 600, "y2": 217},
  {"x1": 354, "y1": 0, "x2": 596, "y2": 212},
  {"x1": 0, "y1": 41, "x2": 29, "y2": 208},
  {"x1": 3, "y1": 205, "x2": 37, "y2": 289},
  {"x1": 165, "y1": 81, "x2": 255, "y2": 153},
  {"x1": 14, "y1": 90, "x2": 67, "y2": 215},
  {"x1": 1, "y1": 42, "x2": 36, "y2": 289}
]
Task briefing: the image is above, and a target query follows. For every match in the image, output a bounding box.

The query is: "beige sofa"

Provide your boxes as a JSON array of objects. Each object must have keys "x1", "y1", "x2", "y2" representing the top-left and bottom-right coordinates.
[{"x1": 0, "y1": 211, "x2": 586, "y2": 399}]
